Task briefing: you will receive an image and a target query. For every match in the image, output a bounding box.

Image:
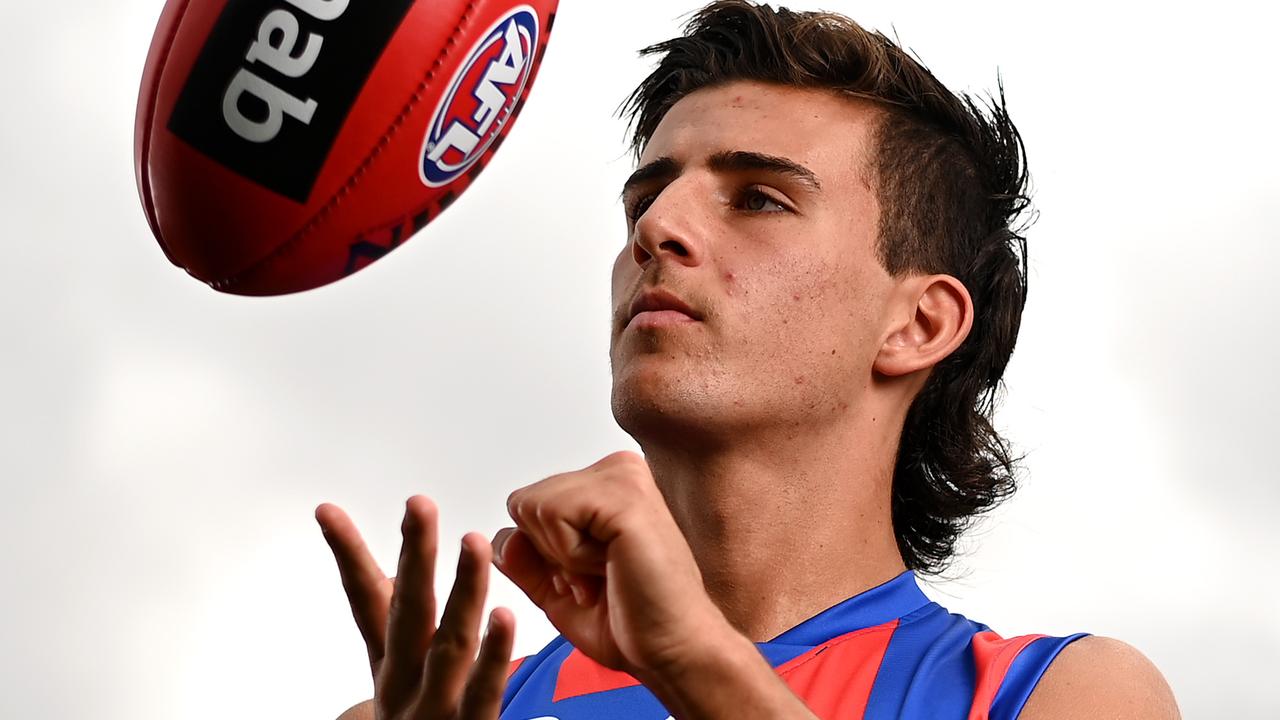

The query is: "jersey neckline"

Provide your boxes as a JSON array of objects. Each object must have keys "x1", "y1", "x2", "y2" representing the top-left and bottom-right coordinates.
[{"x1": 765, "y1": 570, "x2": 932, "y2": 647}]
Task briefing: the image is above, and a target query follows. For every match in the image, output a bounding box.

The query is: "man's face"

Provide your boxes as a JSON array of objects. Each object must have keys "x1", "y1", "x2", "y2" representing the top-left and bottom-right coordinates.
[{"x1": 609, "y1": 80, "x2": 899, "y2": 444}]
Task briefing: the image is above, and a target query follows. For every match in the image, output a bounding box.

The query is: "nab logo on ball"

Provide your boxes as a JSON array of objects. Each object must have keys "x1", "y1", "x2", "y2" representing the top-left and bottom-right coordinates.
[
  {"x1": 420, "y1": 7, "x2": 539, "y2": 188},
  {"x1": 168, "y1": 0, "x2": 415, "y2": 203}
]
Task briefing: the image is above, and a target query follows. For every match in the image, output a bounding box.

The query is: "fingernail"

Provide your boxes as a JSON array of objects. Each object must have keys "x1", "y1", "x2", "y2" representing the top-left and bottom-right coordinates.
[
  {"x1": 570, "y1": 582, "x2": 586, "y2": 606},
  {"x1": 492, "y1": 530, "x2": 509, "y2": 566},
  {"x1": 551, "y1": 574, "x2": 568, "y2": 596}
]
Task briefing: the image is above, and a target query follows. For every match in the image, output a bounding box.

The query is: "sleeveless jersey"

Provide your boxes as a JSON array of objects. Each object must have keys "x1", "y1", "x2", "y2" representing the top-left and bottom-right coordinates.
[{"x1": 499, "y1": 571, "x2": 1086, "y2": 719}]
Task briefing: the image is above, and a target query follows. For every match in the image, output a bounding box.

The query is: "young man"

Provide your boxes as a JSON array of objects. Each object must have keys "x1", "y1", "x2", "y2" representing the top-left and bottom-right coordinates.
[{"x1": 317, "y1": 2, "x2": 1180, "y2": 718}]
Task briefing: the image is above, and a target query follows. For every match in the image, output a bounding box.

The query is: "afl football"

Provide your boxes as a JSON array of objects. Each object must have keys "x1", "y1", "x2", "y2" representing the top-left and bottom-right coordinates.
[{"x1": 134, "y1": 0, "x2": 558, "y2": 295}]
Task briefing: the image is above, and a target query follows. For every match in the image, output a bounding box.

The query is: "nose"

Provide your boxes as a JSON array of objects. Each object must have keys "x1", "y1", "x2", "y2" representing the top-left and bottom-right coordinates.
[{"x1": 628, "y1": 177, "x2": 708, "y2": 269}]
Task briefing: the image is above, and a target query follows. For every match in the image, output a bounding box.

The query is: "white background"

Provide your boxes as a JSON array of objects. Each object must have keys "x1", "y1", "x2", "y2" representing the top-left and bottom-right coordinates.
[{"x1": 1, "y1": 0, "x2": 1277, "y2": 717}]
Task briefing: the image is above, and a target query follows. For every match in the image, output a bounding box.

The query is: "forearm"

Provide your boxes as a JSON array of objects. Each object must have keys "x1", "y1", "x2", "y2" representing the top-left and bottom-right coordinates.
[{"x1": 638, "y1": 631, "x2": 819, "y2": 720}]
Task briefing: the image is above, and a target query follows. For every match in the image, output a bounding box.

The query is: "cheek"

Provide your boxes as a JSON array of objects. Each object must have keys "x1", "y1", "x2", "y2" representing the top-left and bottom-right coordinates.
[
  {"x1": 611, "y1": 249, "x2": 634, "y2": 295},
  {"x1": 761, "y1": 257, "x2": 869, "y2": 347},
  {"x1": 764, "y1": 252, "x2": 845, "y2": 310}
]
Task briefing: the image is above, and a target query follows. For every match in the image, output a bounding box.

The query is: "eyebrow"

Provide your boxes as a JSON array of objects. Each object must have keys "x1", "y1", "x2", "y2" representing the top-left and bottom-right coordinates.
[
  {"x1": 707, "y1": 150, "x2": 822, "y2": 192},
  {"x1": 620, "y1": 156, "x2": 680, "y2": 200},
  {"x1": 619, "y1": 150, "x2": 822, "y2": 201}
]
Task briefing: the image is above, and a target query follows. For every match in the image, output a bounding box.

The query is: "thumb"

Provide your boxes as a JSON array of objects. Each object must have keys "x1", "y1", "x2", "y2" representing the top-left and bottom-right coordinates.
[{"x1": 491, "y1": 528, "x2": 558, "y2": 606}]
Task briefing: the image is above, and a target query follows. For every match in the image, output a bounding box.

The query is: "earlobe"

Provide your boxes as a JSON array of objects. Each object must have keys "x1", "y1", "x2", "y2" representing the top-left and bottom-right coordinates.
[{"x1": 873, "y1": 274, "x2": 973, "y2": 378}]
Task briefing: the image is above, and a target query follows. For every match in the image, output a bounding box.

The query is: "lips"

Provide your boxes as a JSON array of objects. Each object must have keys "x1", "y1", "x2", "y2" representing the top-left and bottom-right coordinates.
[{"x1": 627, "y1": 288, "x2": 702, "y2": 325}]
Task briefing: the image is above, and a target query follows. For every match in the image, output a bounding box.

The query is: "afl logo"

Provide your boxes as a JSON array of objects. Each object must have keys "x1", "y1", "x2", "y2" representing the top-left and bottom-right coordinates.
[{"x1": 420, "y1": 7, "x2": 539, "y2": 188}]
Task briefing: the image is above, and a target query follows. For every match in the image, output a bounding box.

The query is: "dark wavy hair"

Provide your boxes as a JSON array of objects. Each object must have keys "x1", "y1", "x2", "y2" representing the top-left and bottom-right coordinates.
[{"x1": 621, "y1": 0, "x2": 1032, "y2": 574}]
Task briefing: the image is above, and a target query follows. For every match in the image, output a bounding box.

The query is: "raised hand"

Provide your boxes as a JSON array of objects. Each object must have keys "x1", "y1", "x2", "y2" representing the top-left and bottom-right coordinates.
[
  {"x1": 317, "y1": 497, "x2": 515, "y2": 719},
  {"x1": 491, "y1": 451, "x2": 729, "y2": 680}
]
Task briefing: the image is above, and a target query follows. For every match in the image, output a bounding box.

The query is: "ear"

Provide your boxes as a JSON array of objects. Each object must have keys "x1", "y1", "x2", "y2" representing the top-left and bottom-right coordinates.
[{"x1": 873, "y1": 274, "x2": 974, "y2": 378}]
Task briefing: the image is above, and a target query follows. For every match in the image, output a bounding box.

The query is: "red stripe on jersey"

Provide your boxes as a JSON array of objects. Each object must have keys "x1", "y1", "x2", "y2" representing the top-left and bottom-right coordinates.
[
  {"x1": 551, "y1": 619, "x2": 900, "y2": 710},
  {"x1": 508, "y1": 656, "x2": 527, "y2": 679},
  {"x1": 552, "y1": 650, "x2": 642, "y2": 702},
  {"x1": 967, "y1": 631, "x2": 1045, "y2": 719},
  {"x1": 776, "y1": 619, "x2": 899, "y2": 717}
]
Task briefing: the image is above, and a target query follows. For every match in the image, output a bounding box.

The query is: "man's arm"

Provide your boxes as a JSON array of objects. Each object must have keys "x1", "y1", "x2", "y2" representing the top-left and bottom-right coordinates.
[
  {"x1": 634, "y1": 628, "x2": 819, "y2": 720},
  {"x1": 1019, "y1": 636, "x2": 1180, "y2": 720}
]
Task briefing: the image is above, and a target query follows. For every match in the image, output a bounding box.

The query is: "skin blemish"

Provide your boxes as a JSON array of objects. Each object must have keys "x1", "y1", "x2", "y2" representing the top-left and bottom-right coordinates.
[
  {"x1": 794, "y1": 376, "x2": 806, "y2": 385},
  {"x1": 793, "y1": 293, "x2": 802, "y2": 301}
]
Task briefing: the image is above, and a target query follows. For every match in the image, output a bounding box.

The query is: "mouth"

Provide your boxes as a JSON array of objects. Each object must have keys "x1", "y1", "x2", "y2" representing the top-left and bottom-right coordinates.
[{"x1": 627, "y1": 288, "x2": 703, "y2": 328}]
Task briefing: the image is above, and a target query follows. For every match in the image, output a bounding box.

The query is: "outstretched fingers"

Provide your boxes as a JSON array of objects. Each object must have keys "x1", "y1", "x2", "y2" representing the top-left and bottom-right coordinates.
[
  {"x1": 382, "y1": 496, "x2": 442, "y2": 709},
  {"x1": 415, "y1": 532, "x2": 498, "y2": 717},
  {"x1": 316, "y1": 503, "x2": 395, "y2": 671},
  {"x1": 455, "y1": 607, "x2": 517, "y2": 718},
  {"x1": 321, "y1": 498, "x2": 517, "y2": 720}
]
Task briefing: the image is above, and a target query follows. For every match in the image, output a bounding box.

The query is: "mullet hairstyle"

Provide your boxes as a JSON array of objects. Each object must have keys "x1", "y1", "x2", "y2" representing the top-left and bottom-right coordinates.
[{"x1": 621, "y1": 0, "x2": 1032, "y2": 574}]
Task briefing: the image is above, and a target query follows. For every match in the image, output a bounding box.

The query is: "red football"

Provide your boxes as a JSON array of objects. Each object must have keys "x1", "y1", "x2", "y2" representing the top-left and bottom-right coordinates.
[{"x1": 134, "y1": 0, "x2": 558, "y2": 295}]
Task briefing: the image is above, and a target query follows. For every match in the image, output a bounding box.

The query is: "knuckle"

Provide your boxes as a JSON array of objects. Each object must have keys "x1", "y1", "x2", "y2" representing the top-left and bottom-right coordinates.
[
  {"x1": 508, "y1": 494, "x2": 530, "y2": 523},
  {"x1": 431, "y1": 624, "x2": 478, "y2": 657},
  {"x1": 608, "y1": 449, "x2": 644, "y2": 466},
  {"x1": 604, "y1": 451, "x2": 648, "y2": 479},
  {"x1": 616, "y1": 466, "x2": 650, "y2": 493},
  {"x1": 619, "y1": 466, "x2": 644, "y2": 487}
]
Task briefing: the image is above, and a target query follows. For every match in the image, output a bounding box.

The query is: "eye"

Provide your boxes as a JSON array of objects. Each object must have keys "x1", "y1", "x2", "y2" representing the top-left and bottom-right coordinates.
[
  {"x1": 626, "y1": 194, "x2": 656, "y2": 223},
  {"x1": 738, "y1": 187, "x2": 788, "y2": 213}
]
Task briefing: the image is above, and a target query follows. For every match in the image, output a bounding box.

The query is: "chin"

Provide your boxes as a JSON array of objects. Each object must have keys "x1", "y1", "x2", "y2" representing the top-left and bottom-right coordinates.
[{"x1": 609, "y1": 365, "x2": 738, "y2": 448}]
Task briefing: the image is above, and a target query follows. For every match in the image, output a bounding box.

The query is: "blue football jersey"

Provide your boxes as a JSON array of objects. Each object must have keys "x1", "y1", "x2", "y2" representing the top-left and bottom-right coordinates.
[{"x1": 500, "y1": 571, "x2": 1086, "y2": 719}]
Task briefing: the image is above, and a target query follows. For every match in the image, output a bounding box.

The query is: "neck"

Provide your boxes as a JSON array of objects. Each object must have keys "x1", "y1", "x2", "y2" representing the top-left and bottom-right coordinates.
[{"x1": 638, "y1": 407, "x2": 907, "y2": 643}]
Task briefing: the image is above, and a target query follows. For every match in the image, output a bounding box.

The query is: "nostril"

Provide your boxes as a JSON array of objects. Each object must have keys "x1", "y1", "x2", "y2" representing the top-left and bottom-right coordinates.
[
  {"x1": 632, "y1": 241, "x2": 651, "y2": 264},
  {"x1": 659, "y1": 239, "x2": 689, "y2": 257},
  {"x1": 633, "y1": 239, "x2": 689, "y2": 265}
]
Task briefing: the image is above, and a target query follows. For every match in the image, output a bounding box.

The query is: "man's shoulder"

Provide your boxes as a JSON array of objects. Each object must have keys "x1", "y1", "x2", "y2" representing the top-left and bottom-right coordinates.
[{"x1": 1019, "y1": 636, "x2": 1180, "y2": 720}]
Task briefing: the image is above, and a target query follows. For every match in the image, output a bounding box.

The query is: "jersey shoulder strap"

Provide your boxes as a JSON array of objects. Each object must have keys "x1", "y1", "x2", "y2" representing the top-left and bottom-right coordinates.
[{"x1": 969, "y1": 631, "x2": 1090, "y2": 720}]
